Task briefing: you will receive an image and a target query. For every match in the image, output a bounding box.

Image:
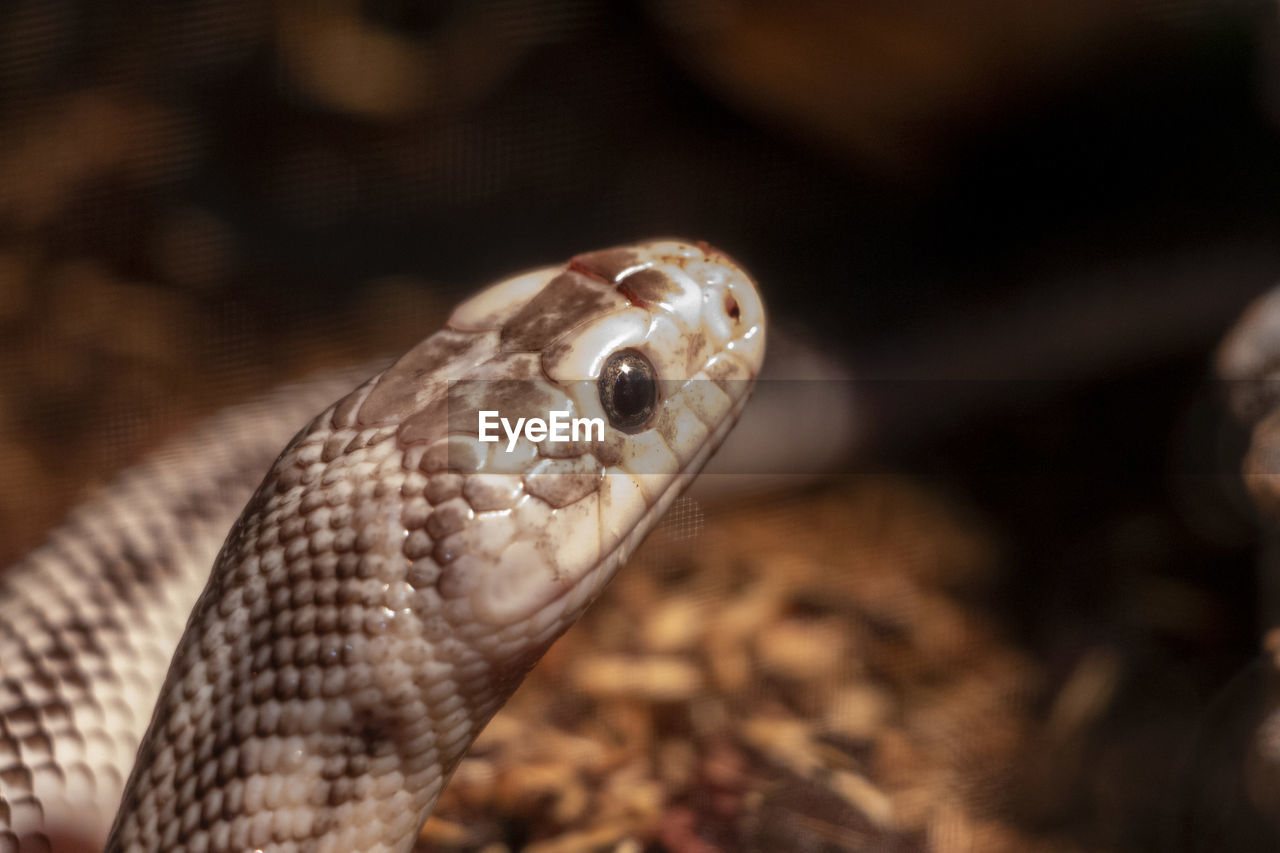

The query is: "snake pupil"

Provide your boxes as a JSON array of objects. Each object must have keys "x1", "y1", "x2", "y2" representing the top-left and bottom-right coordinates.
[{"x1": 599, "y1": 349, "x2": 657, "y2": 433}]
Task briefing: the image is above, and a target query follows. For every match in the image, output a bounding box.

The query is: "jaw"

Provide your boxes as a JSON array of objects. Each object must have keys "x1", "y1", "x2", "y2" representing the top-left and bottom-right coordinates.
[{"x1": 484, "y1": 368, "x2": 758, "y2": 668}]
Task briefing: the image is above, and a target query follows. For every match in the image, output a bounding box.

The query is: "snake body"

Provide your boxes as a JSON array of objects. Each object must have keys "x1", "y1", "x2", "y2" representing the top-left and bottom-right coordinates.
[{"x1": 0, "y1": 240, "x2": 765, "y2": 852}]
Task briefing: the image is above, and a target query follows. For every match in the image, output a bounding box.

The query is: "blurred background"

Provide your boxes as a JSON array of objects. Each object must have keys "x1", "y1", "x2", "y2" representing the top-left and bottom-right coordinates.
[{"x1": 4, "y1": 1, "x2": 1280, "y2": 850}]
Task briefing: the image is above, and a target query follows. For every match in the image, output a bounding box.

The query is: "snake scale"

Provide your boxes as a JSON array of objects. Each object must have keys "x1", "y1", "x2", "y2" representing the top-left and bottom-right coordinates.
[{"x1": 0, "y1": 240, "x2": 766, "y2": 852}]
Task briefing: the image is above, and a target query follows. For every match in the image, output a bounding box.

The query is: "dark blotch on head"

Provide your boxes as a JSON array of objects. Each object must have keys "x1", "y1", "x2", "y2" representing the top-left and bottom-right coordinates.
[
  {"x1": 446, "y1": 375, "x2": 563, "y2": 437},
  {"x1": 357, "y1": 330, "x2": 481, "y2": 425},
  {"x1": 616, "y1": 268, "x2": 672, "y2": 308},
  {"x1": 570, "y1": 248, "x2": 643, "y2": 282},
  {"x1": 501, "y1": 272, "x2": 625, "y2": 353}
]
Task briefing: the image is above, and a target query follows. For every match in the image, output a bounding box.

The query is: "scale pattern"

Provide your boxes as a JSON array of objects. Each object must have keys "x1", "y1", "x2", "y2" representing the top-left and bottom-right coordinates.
[
  {"x1": 0, "y1": 371, "x2": 375, "y2": 853},
  {"x1": 2, "y1": 241, "x2": 766, "y2": 853}
]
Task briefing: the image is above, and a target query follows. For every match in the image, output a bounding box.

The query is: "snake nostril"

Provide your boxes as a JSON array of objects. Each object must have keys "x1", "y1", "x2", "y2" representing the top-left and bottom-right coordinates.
[{"x1": 724, "y1": 293, "x2": 740, "y2": 321}]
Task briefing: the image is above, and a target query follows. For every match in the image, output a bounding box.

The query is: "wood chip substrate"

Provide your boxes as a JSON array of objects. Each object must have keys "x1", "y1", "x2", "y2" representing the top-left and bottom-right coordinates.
[{"x1": 416, "y1": 481, "x2": 1085, "y2": 853}]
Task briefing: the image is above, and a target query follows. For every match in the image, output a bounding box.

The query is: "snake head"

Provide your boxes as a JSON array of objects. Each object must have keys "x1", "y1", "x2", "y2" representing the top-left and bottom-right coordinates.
[
  {"x1": 430, "y1": 239, "x2": 766, "y2": 634},
  {"x1": 322, "y1": 240, "x2": 763, "y2": 646}
]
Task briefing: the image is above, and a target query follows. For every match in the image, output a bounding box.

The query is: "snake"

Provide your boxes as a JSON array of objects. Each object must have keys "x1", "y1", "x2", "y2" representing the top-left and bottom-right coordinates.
[{"x1": 0, "y1": 239, "x2": 766, "y2": 853}]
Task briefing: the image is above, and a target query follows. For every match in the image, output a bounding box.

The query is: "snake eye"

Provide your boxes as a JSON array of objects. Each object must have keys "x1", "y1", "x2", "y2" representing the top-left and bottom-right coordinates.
[{"x1": 598, "y1": 349, "x2": 657, "y2": 433}]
